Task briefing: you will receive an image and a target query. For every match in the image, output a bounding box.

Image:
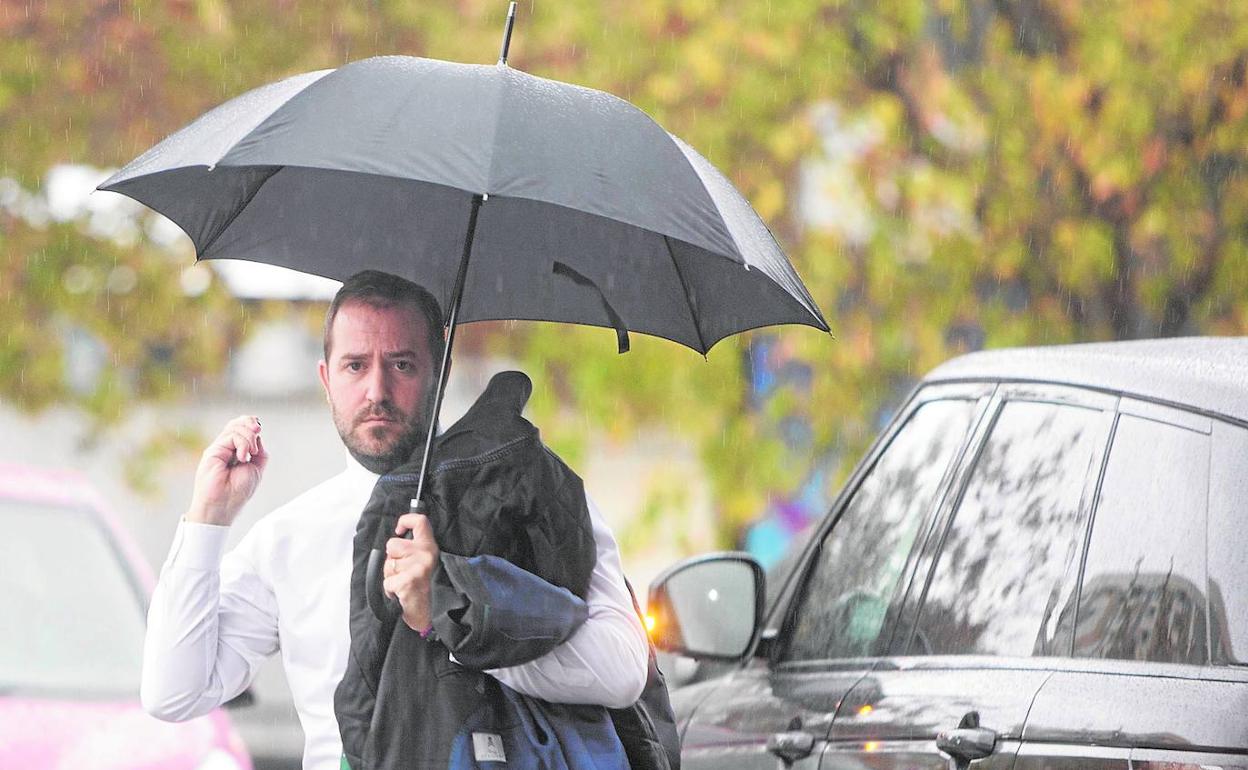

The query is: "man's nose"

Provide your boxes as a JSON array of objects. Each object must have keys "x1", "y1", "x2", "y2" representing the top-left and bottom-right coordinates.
[{"x1": 364, "y1": 363, "x2": 391, "y2": 403}]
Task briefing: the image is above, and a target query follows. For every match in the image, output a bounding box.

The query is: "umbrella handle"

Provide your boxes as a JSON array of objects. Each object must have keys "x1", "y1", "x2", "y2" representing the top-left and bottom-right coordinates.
[
  {"x1": 365, "y1": 543, "x2": 403, "y2": 624},
  {"x1": 366, "y1": 499, "x2": 421, "y2": 624}
]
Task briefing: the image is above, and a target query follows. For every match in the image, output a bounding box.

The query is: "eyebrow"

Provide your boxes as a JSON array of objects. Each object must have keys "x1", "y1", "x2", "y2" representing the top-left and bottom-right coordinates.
[{"x1": 338, "y1": 349, "x2": 421, "y2": 361}]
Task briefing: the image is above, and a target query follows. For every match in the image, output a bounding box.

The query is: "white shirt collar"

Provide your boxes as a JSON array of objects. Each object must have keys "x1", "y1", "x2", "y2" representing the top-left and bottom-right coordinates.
[{"x1": 342, "y1": 450, "x2": 381, "y2": 487}]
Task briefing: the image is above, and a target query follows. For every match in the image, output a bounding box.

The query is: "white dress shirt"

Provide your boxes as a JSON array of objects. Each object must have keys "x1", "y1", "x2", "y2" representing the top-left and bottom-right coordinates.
[{"x1": 140, "y1": 455, "x2": 649, "y2": 770}]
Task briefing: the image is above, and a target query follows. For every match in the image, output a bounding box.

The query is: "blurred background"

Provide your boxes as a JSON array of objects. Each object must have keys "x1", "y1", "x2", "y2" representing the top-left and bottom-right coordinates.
[{"x1": 4, "y1": 1, "x2": 1248, "y2": 767}]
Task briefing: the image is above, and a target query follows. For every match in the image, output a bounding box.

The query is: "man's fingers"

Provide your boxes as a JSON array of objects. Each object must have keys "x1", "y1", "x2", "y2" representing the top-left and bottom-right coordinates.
[
  {"x1": 383, "y1": 545, "x2": 436, "y2": 579},
  {"x1": 225, "y1": 429, "x2": 257, "y2": 463},
  {"x1": 199, "y1": 418, "x2": 266, "y2": 472},
  {"x1": 222, "y1": 415, "x2": 261, "y2": 438},
  {"x1": 385, "y1": 537, "x2": 408, "y2": 558},
  {"x1": 188, "y1": 416, "x2": 265, "y2": 526},
  {"x1": 395, "y1": 512, "x2": 433, "y2": 539},
  {"x1": 229, "y1": 431, "x2": 248, "y2": 463},
  {"x1": 202, "y1": 439, "x2": 235, "y2": 466},
  {"x1": 251, "y1": 435, "x2": 269, "y2": 470},
  {"x1": 213, "y1": 422, "x2": 261, "y2": 464},
  {"x1": 383, "y1": 571, "x2": 423, "y2": 598},
  {"x1": 385, "y1": 536, "x2": 436, "y2": 559}
]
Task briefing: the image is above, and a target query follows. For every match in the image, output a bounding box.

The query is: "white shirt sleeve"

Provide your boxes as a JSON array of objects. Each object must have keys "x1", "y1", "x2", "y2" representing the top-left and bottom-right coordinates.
[
  {"x1": 486, "y1": 495, "x2": 649, "y2": 709},
  {"x1": 140, "y1": 519, "x2": 280, "y2": 721}
]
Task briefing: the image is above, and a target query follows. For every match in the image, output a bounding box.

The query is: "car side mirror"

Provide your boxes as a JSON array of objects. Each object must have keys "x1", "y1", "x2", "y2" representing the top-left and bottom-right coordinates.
[{"x1": 647, "y1": 552, "x2": 764, "y2": 661}]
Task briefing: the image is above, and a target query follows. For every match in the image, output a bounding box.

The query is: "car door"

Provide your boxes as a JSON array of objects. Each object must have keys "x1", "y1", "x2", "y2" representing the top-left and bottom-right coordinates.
[
  {"x1": 678, "y1": 384, "x2": 992, "y2": 770},
  {"x1": 1017, "y1": 398, "x2": 1248, "y2": 770},
  {"x1": 825, "y1": 385, "x2": 1117, "y2": 770}
]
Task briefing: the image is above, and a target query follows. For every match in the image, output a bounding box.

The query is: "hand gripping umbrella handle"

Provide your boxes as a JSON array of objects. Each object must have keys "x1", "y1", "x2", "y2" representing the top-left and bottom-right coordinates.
[{"x1": 365, "y1": 498, "x2": 422, "y2": 624}]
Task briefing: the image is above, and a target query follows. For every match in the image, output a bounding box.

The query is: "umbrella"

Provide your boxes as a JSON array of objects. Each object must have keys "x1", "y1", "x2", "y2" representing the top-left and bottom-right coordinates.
[{"x1": 99, "y1": 3, "x2": 829, "y2": 617}]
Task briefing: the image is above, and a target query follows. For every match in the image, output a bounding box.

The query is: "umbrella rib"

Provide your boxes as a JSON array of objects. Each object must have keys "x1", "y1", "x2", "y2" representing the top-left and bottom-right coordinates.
[
  {"x1": 663, "y1": 235, "x2": 709, "y2": 355},
  {"x1": 196, "y1": 165, "x2": 283, "y2": 259}
]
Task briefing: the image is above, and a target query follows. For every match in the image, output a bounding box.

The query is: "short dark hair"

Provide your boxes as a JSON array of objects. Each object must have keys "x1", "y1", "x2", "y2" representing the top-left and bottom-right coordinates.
[{"x1": 323, "y1": 270, "x2": 445, "y2": 366}]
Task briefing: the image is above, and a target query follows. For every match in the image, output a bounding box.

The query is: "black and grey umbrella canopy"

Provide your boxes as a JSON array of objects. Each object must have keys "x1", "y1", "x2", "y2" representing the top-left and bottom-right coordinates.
[{"x1": 101, "y1": 55, "x2": 828, "y2": 353}]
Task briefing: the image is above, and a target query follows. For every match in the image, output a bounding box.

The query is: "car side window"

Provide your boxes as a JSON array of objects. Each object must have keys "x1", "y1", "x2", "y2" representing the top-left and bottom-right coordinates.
[
  {"x1": 910, "y1": 399, "x2": 1108, "y2": 657},
  {"x1": 1073, "y1": 411, "x2": 1210, "y2": 664},
  {"x1": 780, "y1": 398, "x2": 978, "y2": 663}
]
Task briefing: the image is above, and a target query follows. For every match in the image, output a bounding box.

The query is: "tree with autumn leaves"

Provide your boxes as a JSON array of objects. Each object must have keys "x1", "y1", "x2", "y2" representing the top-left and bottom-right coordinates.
[{"x1": 3, "y1": 0, "x2": 1247, "y2": 545}]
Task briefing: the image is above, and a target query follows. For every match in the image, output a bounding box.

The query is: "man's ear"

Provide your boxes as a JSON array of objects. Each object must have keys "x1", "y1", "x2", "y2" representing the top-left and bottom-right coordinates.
[{"x1": 317, "y1": 358, "x2": 331, "y2": 402}]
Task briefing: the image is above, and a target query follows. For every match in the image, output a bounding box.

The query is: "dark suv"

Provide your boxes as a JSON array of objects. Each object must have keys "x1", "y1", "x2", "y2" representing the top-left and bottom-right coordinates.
[{"x1": 648, "y1": 338, "x2": 1248, "y2": 770}]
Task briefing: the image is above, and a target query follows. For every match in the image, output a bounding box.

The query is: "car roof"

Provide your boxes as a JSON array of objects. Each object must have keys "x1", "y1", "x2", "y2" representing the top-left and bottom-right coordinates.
[
  {"x1": 0, "y1": 462, "x2": 155, "y2": 590},
  {"x1": 0, "y1": 462, "x2": 107, "y2": 509},
  {"x1": 926, "y1": 336, "x2": 1248, "y2": 424}
]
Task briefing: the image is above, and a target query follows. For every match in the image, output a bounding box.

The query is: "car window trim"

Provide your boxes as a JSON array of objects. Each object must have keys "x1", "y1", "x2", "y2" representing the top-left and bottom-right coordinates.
[
  {"x1": 1118, "y1": 396, "x2": 1212, "y2": 434},
  {"x1": 931, "y1": 375, "x2": 1248, "y2": 431},
  {"x1": 767, "y1": 383, "x2": 996, "y2": 669}
]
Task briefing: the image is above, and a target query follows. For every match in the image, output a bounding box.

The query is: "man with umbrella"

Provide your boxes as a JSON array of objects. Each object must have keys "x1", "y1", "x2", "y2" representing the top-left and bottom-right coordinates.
[
  {"x1": 142, "y1": 269, "x2": 652, "y2": 770},
  {"x1": 113, "y1": 9, "x2": 828, "y2": 769}
]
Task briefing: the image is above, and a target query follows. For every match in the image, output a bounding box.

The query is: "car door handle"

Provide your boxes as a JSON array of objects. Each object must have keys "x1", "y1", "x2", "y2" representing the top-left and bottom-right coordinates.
[
  {"x1": 936, "y1": 711, "x2": 997, "y2": 764},
  {"x1": 936, "y1": 727, "x2": 996, "y2": 762},
  {"x1": 767, "y1": 730, "x2": 815, "y2": 763}
]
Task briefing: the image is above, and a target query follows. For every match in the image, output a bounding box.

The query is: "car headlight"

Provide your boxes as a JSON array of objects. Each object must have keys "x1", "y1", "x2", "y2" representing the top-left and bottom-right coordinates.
[{"x1": 196, "y1": 749, "x2": 244, "y2": 770}]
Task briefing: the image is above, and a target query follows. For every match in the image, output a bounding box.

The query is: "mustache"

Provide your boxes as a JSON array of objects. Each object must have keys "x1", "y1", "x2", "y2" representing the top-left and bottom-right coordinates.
[{"x1": 352, "y1": 403, "x2": 404, "y2": 426}]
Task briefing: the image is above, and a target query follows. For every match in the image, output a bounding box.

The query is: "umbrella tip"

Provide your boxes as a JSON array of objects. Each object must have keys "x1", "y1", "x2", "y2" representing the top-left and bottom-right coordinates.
[{"x1": 498, "y1": 1, "x2": 518, "y2": 66}]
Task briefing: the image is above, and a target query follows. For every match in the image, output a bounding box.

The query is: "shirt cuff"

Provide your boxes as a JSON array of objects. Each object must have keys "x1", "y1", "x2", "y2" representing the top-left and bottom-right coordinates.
[{"x1": 167, "y1": 518, "x2": 231, "y2": 571}]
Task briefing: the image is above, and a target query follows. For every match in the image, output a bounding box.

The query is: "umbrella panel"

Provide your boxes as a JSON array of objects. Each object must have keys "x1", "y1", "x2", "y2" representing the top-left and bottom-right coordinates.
[
  {"x1": 110, "y1": 166, "x2": 825, "y2": 353},
  {"x1": 105, "y1": 57, "x2": 752, "y2": 270}
]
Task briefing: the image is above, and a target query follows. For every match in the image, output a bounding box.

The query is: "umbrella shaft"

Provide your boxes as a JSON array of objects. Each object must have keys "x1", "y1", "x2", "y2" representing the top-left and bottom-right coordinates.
[
  {"x1": 413, "y1": 193, "x2": 485, "y2": 507},
  {"x1": 499, "y1": 1, "x2": 517, "y2": 65}
]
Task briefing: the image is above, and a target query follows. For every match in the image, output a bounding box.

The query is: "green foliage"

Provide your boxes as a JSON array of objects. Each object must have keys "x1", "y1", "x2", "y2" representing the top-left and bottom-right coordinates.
[{"x1": 5, "y1": 0, "x2": 1248, "y2": 544}]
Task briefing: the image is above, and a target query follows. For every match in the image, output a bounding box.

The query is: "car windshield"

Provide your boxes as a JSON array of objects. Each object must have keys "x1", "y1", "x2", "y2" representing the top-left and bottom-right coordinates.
[{"x1": 0, "y1": 500, "x2": 146, "y2": 697}]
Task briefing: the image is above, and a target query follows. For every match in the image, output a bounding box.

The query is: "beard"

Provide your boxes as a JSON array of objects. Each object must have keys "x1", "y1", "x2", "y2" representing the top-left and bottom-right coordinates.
[{"x1": 331, "y1": 397, "x2": 433, "y2": 475}]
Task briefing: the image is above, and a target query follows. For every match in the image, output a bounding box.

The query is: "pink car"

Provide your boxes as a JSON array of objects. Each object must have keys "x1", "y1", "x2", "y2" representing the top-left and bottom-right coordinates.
[{"x1": 0, "y1": 463, "x2": 252, "y2": 770}]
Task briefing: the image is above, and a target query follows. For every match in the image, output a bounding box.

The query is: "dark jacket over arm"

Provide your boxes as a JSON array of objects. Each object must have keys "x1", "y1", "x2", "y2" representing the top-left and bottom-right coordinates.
[{"x1": 334, "y1": 371, "x2": 610, "y2": 770}]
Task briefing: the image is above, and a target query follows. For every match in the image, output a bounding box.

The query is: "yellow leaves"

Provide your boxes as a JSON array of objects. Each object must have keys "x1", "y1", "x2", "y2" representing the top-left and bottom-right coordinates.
[
  {"x1": 193, "y1": 0, "x2": 232, "y2": 37},
  {"x1": 752, "y1": 178, "x2": 786, "y2": 222},
  {"x1": 1026, "y1": 61, "x2": 1084, "y2": 145},
  {"x1": 843, "y1": 323, "x2": 877, "y2": 370},
  {"x1": 1053, "y1": 218, "x2": 1115, "y2": 291},
  {"x1": 991, "y1": 238, "x2": 1028, "y2": 283},
  {"x1": 1178, "y1": 64, "x2": 1209, "y2": 96},
  {"x1": 740, "y1": 30, "x2": 785, "y2": 66},
  {"x1": 765, "y1": 119, "x2": 811, "y2": 166},
  {"x1": 1085, "y1": 28, "x2": 1126, "y2": 76},
  {"x1": 684, "y1": 36, "x2": 724, "y2": 89},
  {"x1": 677, "y1": 0, "x2": 715, "y2": 23},
  {"x1": 645, "y1": 71, "x2": 684, "y2": 107}
]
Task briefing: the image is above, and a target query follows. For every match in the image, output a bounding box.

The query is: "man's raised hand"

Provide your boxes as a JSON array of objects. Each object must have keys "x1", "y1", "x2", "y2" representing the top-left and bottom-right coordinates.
[{"x1": 187, "y1": 415, "x2": 268, "y2": 526}]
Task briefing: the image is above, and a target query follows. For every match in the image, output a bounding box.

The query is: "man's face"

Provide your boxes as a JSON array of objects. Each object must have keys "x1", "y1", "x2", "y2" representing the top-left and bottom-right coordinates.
[{"x1": 318, "y1": 301, "x2": 436, "y2": 474}]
